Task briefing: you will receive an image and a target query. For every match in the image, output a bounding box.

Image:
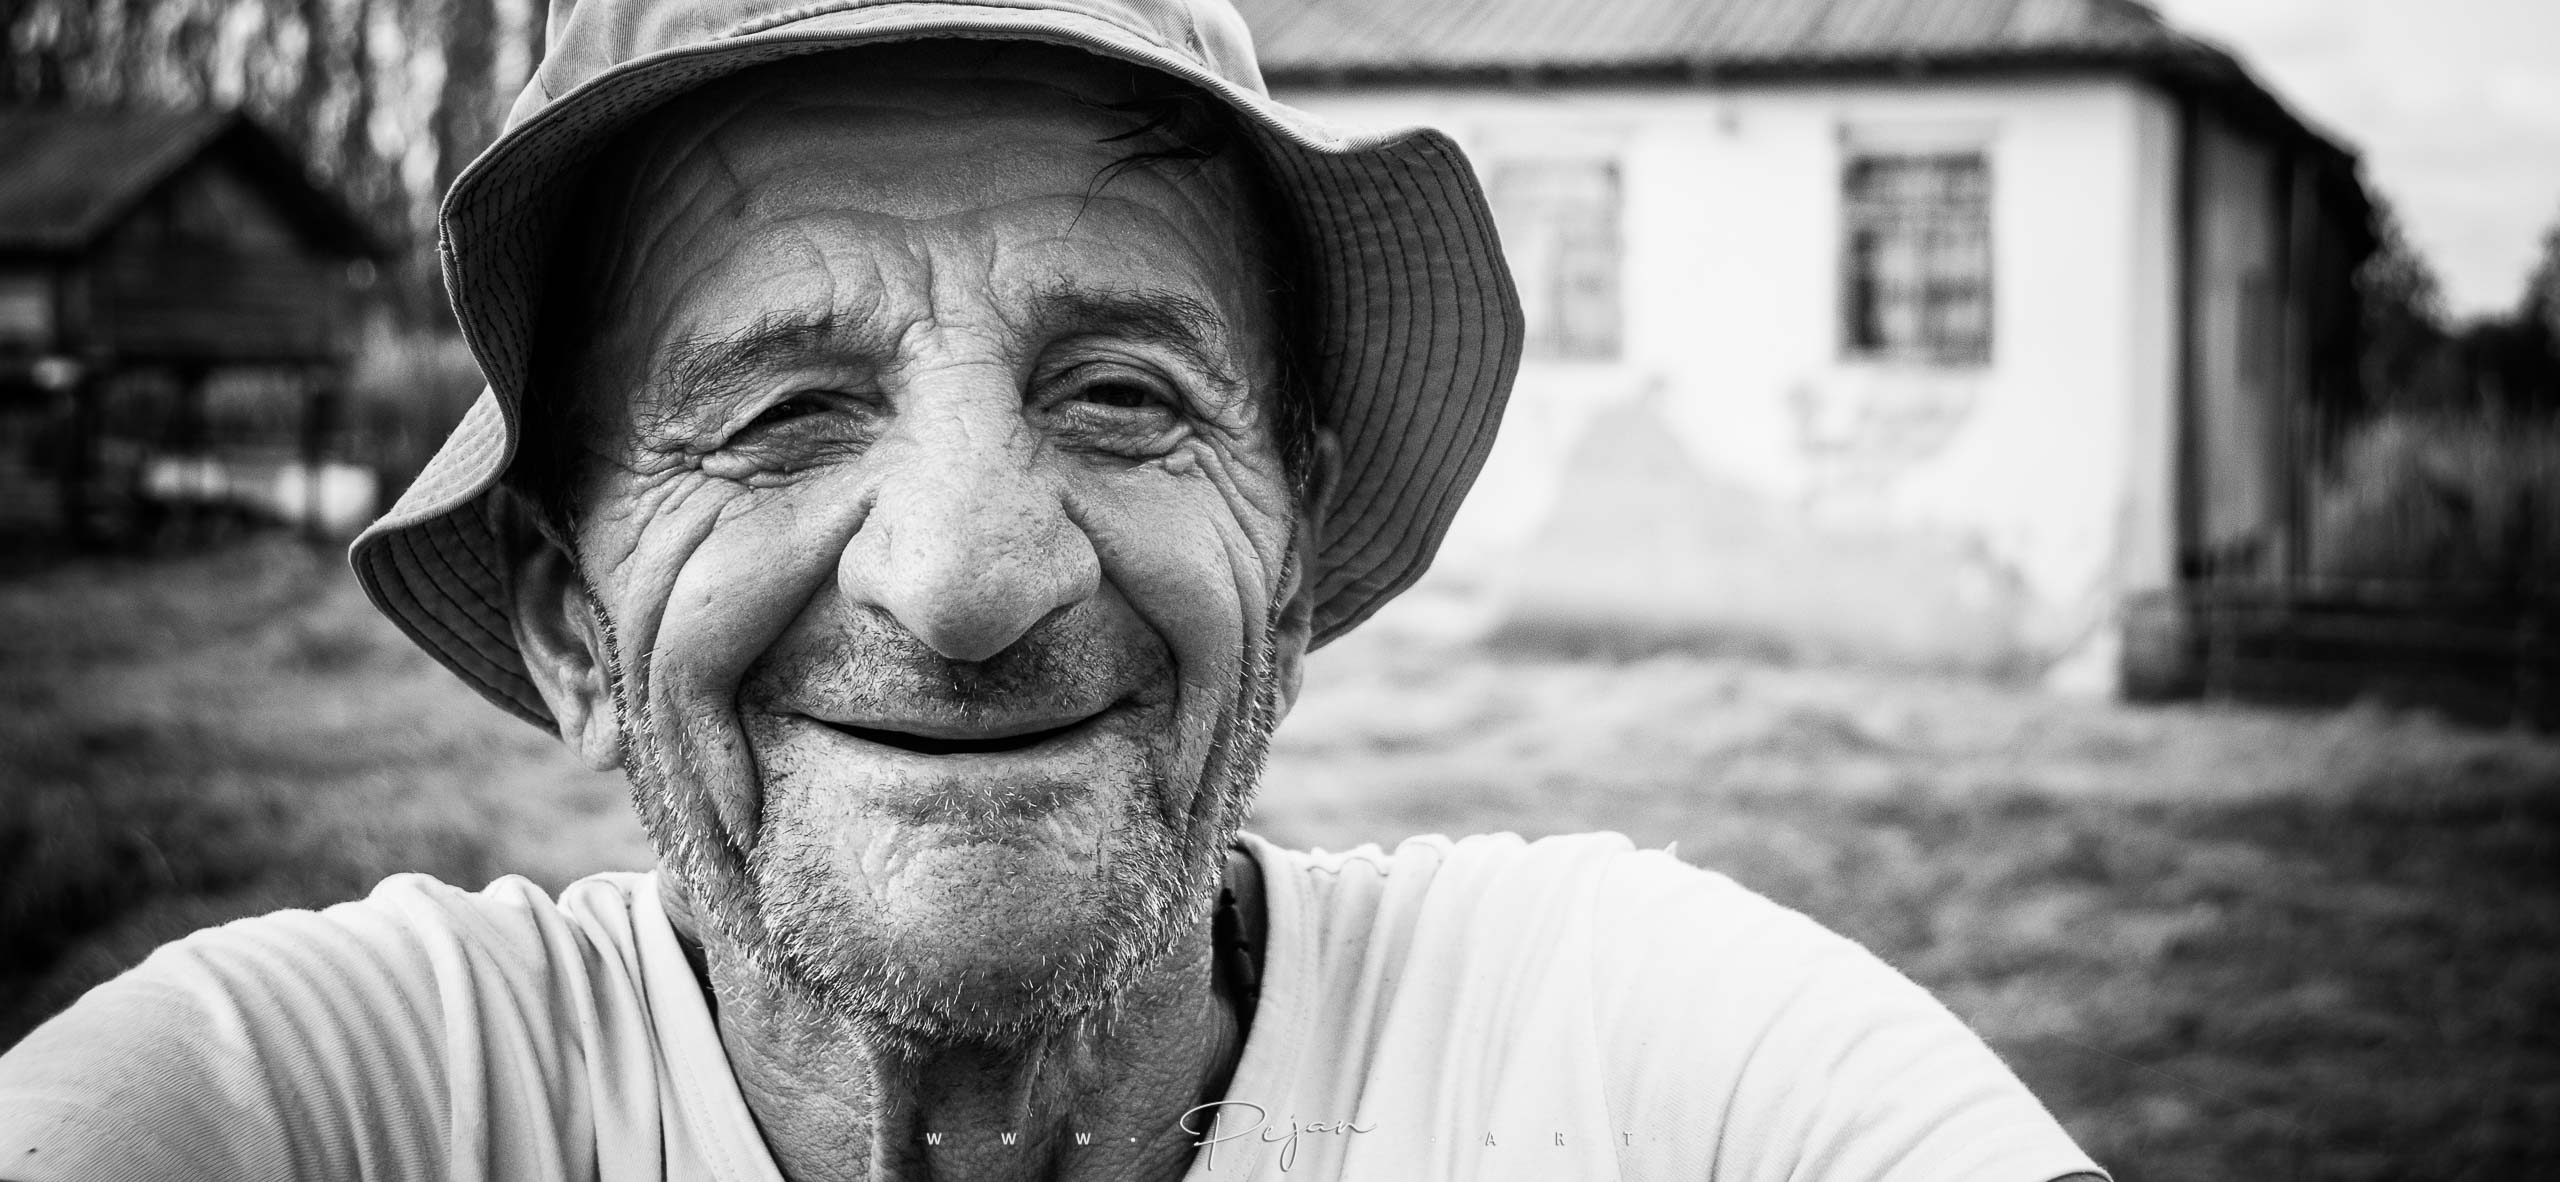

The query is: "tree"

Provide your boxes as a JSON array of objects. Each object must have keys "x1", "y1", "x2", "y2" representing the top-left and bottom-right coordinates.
[
  {"x1": 2522, "y1": 203, "x2": 2560, "y2": 360},
  {"x1": 2356, "y1": 194, "x2": 2454, "y2": 413},
  {"x1": 2464, "y1": 203, "x2": 2560, "y2": 417},
  {"x1": 431, "y1": 0, "x2": 499, "y2": 200}
]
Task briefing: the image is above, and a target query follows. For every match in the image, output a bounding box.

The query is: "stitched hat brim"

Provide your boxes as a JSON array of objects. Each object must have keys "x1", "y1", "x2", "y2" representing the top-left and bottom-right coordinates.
[{"x1": 350, "y1": 4, "x2": 1522, "y2": 729}]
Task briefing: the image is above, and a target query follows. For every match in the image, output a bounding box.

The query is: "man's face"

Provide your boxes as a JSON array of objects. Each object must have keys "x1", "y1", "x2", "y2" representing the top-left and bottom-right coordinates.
[{"x1": 539, "y1": 51, "x2": 1309, "y2": 1043}]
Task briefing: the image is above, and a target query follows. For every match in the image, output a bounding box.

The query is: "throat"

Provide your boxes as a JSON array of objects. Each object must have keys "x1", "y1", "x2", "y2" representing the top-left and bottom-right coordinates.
[
  {"x1": 895, "y1": 1019, "x2": 1228, "y2": 1182},
  {"x1": 712, "y1": 942, "x2": 1248, "y2": 1182},
  {"x1": 700, "y1": 853, "x2": 1264, "y2": 1182}
]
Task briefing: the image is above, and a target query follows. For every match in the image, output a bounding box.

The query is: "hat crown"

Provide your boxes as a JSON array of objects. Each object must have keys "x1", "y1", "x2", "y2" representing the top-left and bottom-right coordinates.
[{"x1": 523, "y1": 0, "x2": 1268, "y2": 134}]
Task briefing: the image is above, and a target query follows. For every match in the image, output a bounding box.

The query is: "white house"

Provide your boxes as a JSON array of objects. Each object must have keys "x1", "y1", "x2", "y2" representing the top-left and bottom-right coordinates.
[{"x1": 1240, "y1": 0, "x2": 2372, "y2": 693}]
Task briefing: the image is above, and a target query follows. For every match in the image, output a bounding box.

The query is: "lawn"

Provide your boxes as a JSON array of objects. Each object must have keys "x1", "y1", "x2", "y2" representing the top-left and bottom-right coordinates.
[{"x1": 3, "y1": 539, "x2": 2555, "y2": 1180}]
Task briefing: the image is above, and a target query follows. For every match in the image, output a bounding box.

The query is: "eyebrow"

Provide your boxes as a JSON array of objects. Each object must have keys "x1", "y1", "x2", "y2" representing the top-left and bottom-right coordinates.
[
  {"x1": 1023, "y1": 278, "x2": 1246, "y2": 391},
  {"x1": 648, "y1": 308, "x2": 886, "y2": 430}
]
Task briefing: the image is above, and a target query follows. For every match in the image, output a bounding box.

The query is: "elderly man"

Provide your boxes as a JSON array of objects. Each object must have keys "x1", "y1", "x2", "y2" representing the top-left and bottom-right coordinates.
[{"x1": 0, "y1": 1, "x2": 2107, "y2": 1179}]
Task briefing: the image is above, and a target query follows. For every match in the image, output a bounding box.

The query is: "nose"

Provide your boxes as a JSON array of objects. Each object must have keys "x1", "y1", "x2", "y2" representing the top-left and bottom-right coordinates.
[{"x1": 838, "y1": 406, "x2": 1101, "y2": 663}]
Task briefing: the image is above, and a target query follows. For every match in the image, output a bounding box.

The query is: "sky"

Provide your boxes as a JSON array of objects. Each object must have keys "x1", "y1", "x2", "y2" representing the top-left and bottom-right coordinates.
[{"x1": 2148, "y1": 0, "x2": 2560, "y2": 319}]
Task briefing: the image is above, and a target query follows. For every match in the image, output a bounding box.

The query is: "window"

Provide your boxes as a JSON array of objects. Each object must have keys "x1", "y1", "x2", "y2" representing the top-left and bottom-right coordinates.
[
  {"x1": 1842, "y1": 152, "x2": 1992, "y2": 365},
  {"x1": 0, "y1": 272, "x2": 50, "y2": 344},
  {"x1": 1489, "y1": 159, "x2": 1622, "y2": 360}
]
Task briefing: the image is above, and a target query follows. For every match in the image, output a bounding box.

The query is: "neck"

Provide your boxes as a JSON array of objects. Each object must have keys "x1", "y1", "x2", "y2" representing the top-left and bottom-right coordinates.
[{"x1": 668, "y1": 891, "x2": 1244, "y2": 1182}]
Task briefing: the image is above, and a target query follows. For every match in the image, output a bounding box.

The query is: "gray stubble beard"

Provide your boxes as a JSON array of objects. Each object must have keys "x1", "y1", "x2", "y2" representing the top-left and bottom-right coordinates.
[{"x1": 595, "y1": 557, "x2": 1291, "y2": 1064}]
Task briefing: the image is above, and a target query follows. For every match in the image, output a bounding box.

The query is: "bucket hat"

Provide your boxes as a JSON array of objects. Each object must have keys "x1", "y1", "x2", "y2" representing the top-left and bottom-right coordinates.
[{"x1": 351, "y1": 0, "x2": 1523, "y2": 728}]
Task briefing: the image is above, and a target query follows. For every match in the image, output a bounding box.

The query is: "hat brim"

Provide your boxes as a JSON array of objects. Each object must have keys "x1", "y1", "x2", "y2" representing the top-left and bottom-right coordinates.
[{"x1": 352, "y1": 5, "x2": 1522, "y2": 728}]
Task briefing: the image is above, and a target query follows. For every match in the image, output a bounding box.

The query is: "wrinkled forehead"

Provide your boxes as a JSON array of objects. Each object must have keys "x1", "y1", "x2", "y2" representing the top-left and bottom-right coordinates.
[{"x1": 572, "y1": 42, "x2": 1272, "y2": 271}]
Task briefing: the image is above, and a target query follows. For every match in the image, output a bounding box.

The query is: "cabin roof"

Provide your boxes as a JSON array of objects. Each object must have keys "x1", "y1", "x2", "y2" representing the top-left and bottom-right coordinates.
[
  {"x1": 0, "y1": 107, "x2": 384, "y2": 259},
  {"x1": 1238, "y1": 0, "x2": 2362, "y2": 226},
  {"x1": 1238, "y1": 0, "x2": 2187, "y2": 77}
]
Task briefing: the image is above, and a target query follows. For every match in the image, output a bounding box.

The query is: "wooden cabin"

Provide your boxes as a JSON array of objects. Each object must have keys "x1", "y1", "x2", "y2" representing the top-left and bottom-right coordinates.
[{"x1": 0, "y1": 107, "x2": 384, "y2": 545}]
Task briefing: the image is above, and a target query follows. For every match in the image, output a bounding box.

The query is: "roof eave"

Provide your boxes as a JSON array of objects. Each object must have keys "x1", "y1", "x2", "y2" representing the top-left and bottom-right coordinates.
[
  {"x1": 63, "y1": 112, "x2": 237, "y2": 253},
  {"x1": 1265, "y1": 39, "x2": 2354, "y2": 161},
  {"x1": 1266, "y1": 35, "x2": 2378, "y2": 280},
  {"x1": 1265, "y1": 42, "x2": 2190, "y2": 87},
  {"x1": 207, "y1": 115, "x2": 397, "y2": 262}
]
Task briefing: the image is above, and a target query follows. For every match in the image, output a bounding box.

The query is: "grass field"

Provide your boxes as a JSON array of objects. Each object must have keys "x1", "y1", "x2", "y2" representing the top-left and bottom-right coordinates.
[{"x1": 3, "y1": 539, "x2": 2555, "y2": 1180}]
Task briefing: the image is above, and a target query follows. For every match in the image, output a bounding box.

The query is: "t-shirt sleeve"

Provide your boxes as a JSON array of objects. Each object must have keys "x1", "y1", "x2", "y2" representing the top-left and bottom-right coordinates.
[
  {"x1": 0, "y1": 896, "x2": 458, "y2": 1182},
  {"x1": 1586, "y1": 848, "x2": 2107, "y2": 1182}
]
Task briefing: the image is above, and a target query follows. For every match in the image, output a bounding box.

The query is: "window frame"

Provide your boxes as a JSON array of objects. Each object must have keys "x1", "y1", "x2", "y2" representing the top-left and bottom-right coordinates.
[
  {"x1": 1838, "y1": 147, "x2": 1996, "y2": 368},
  {"x1": 1486, "y1": 155, "x2": 1626, "y2": 362}
]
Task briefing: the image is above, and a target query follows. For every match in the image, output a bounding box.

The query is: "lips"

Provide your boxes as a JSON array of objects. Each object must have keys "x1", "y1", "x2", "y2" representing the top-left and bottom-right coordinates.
[
  {"x1": 813, "y1": 712, "x2": 1100, "y2": 756},
  {"x1": 781, "y1": 702, "x2": 1136, "y2": 828},
  {"x1": 796, "y1": 692, "x2": 1141, "y2": 759}
]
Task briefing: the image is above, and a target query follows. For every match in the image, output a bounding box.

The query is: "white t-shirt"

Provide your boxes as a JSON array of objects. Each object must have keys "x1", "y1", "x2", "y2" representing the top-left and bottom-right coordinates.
[{"x1": 0, "y1": 832, "x2": 2105, "y2": 1181}]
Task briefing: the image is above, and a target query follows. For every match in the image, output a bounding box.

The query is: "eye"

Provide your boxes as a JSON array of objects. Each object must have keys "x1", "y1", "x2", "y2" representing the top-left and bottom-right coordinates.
[
  {"x1": 1076, "y1": 379, "x2": 1160, "y2": 410},
  {"x1": 1050, "y1": 363, "x2": 1175, "y2": 413},
  {"x1": 746, "y1": 391, "x2": 835, "y2": 430},
  {"x1": 1032, "y1": 360, "x2": 1188, "y2": 457}
]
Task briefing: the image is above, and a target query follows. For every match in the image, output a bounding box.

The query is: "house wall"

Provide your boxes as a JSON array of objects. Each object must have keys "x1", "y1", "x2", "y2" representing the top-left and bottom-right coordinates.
[
  {"x1": 2187, "y1": 115, "x2": 2287, "y2": 578},
  {"x1": 1276, "y1": 76, "x2": 2183, "y2": 680}
]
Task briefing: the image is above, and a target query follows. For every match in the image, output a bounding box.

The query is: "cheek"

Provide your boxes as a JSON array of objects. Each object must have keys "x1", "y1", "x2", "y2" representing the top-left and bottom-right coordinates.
[
  {"x1": 1069, "y1": 451, "x2": 1295, "y2": 706},
  {"x1": 588, "y1": 474, "x2": 868, "y2": 788},
  {"x1": 583, "y1": 479, "x2": 800, "y2": 650},
  {"x1": 649, "y1": 489, "x2": 862, "y2": 718}
]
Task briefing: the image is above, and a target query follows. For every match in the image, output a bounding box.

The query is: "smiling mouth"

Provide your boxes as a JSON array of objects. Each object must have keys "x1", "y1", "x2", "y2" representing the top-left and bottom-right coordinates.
[{"x1": 816, "y1": 714, "x2": 1099, "y2": 756}]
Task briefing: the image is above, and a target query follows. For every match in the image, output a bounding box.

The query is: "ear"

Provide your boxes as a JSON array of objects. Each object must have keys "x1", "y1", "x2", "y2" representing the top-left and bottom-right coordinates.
[
  {"x1": 1273, "y1": 425, "x2": 1341, "y2": 714},
  {"x1": 510, "y1": 528, "x2": 624, "y2": 772}
]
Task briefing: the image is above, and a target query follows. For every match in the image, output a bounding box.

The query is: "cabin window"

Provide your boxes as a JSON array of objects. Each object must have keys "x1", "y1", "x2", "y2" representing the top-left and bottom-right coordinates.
[
  {"x1": 1842, "y1": 152, "x2": 1992, "y2": 366},
  {"x1": 0, "y1": 273, "x2": 50, "y2": 343},
  {"x1": 1489, "y1": 159, "x2": 1622, "y2": 360}
]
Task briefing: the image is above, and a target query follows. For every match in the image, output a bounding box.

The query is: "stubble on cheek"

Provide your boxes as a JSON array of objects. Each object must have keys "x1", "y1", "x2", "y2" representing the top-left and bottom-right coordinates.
[{"x1": 596, "y1": 609, "x2": 779, "y2": 960}]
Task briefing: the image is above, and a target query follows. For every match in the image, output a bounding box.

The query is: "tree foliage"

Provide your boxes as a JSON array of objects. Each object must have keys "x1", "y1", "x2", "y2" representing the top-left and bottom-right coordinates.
[
  {"x1": 2523, "y1": 203, "x2": 2560, "y2": 355},
  {"x1": 2468, "y1": 202, "x2": 2560, "y2": 416},
  {"x1": 1, "y1": 0, "x2": 546, "y2": 324},
  {"x1": 2355, "y1": 194, "x2": 2454, "y2": 413},
  {"x1": 2356, "y1": 194, "x2": 2560, "y2": 417}
]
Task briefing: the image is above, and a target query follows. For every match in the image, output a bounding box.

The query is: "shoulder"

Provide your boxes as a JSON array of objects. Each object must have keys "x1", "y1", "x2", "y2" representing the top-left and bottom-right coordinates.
[
  {"x1": 1249, "y1": 827, "x2": 1652, "y2": 907},
  {"x1": 1565, "y1": 841, "x2": 2104, "y2": 1182},
  {"x1": 90, "y1": 869, "x2": 657, "y2": 989},
  {"x1": 0, "y1": 870, "x2": 658, "y2": 1181},
  {"x1": 1246, "y1": 831, "x2": 2104, "y2": 1182},
  {"x1": 132, "y1": 869, "x2": 661, "y2": 1046},
  {"x1": 1259, "y1": 828, "x2": 1952, "y2": 1015},
  {"x1": 1250, "y1": 828, "x2": 1805, "y2": 969}
]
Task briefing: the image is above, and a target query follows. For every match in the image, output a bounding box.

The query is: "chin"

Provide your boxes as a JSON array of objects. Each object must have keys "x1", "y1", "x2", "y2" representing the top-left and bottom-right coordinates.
[{"x1": 743, "y1": 764, "x2": 1215, "y2": 1045}]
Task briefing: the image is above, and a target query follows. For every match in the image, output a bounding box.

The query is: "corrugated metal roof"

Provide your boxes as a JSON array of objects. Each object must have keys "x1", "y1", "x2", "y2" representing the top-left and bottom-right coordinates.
[
  {"x1": 1237, "y1": 0, "x2": 2189, "y2": 76},
  {"x1": 1237, "y1": 0, "x2": 2360, "y2": 185},
  {"x1": 0, "y1": 108, "x2": 237, "y2": 254}
]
